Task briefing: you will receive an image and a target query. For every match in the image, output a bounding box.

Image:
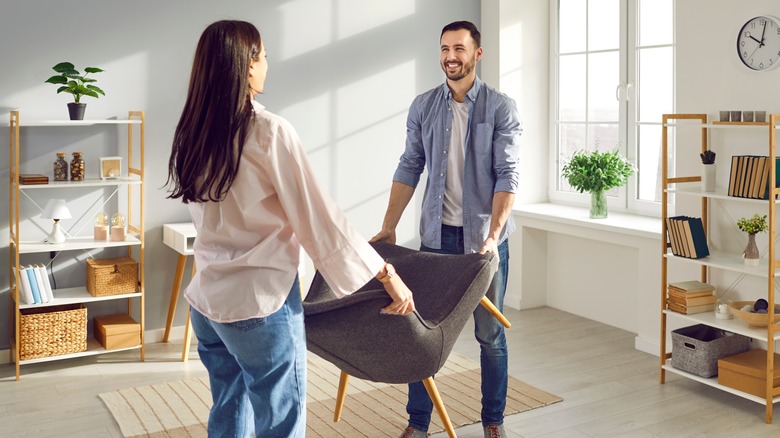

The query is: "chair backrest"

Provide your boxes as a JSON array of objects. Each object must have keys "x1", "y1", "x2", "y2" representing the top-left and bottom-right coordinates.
[{"x1": 303, "y1": 241, "x2": 497, "y2": 383}]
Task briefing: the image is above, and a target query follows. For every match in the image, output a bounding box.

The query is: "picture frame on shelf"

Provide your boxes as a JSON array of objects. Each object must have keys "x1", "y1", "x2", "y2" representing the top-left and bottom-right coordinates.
[{"x1": 99, "y1": 156, "x2": 122, "y2": 179}]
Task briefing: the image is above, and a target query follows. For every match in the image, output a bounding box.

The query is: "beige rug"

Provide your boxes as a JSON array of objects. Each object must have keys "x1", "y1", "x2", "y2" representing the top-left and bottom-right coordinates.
[{"x1": 99, "y1": 353, "x2": 561, "y2": 437}]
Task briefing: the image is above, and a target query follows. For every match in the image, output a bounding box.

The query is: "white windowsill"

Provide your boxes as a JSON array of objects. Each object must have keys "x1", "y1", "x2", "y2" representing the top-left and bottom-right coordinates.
[{"x1": 513, "y1": 203, "x2": 662, "y2": 240}]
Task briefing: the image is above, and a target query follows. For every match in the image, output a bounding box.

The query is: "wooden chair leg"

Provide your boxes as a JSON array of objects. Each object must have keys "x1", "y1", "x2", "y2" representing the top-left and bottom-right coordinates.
[
  {"x1": 422, "y1": 377, "x2": 457, "y2": 438},
  {"x1": 334, "y1": 371, "x2": 350, "y2": 422},
  {"x1": 480, "y1": 296, "x2": 511, "y2": 328}
]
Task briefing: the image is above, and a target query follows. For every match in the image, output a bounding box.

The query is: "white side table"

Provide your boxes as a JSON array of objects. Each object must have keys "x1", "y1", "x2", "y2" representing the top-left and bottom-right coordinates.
[{"x1": 162, "y1": 222, "x2": 196, "y2": 361}]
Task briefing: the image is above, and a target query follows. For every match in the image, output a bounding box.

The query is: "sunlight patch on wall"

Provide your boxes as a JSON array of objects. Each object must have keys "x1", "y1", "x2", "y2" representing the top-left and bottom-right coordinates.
[
  {"x1": 336, "y1": 60, "x2": 415, "y2": 138},
  {"x1": 277, "y1": 0, "x2": 332, "y2": 61},
  {"x1": 279, "y1": 92, "x2": 332, "y2": 153},
  {"x1": 499, "y1": 23, "x2": 523, "y2": 105},
  {"x1": 336, "y1": 0, "x2": 414, "y2": 40}
]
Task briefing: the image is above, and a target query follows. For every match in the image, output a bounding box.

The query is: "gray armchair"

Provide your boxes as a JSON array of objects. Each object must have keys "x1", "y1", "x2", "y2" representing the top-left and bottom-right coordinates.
[{"x1": 303, "y1": 241, "x2": 499, "y2": 438}]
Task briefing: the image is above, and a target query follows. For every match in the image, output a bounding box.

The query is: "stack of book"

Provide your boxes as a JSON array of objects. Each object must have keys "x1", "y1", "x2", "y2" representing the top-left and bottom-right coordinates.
[
  {"x1": 667, "y1": 280, "x2": 717, "y2": 314},
  {"x1": 665, "y1": 216, "x2": 709, "y2": 259},
  {"x1": 18, "y1": 173, "x2": 49, "y2": 185},
  {"x1": 14, "y1": 264, "x2": 55, "y2": 305},
  {"x1": 727, "y1": 155, "x2": 778, "y2": 199}
]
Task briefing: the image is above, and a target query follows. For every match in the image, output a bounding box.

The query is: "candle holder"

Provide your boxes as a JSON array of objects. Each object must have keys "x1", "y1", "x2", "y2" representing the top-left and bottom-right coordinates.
[
  {"x1": 111, "y1": 212, "x2": 127, "y2": 241},
  {"x1": 94, "y1": 212, "x2": 109, "y2": 241}
]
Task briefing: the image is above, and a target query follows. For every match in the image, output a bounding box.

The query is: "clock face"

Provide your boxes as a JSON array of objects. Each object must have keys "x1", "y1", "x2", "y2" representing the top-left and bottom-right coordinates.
[{"x1": 737, "y1": 16, "x2": 780, "y2": 71}]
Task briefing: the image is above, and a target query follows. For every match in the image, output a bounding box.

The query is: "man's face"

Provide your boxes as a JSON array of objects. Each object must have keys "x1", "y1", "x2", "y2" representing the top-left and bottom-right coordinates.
[{"x1": 440, "y1": 29, "x2": 482, "y2": 82}]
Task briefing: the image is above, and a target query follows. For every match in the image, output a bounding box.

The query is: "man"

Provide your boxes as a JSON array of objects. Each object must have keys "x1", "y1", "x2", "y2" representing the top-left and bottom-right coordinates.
[{"x1": 371, "y1": 20, "x2": 521, "y2": 438}]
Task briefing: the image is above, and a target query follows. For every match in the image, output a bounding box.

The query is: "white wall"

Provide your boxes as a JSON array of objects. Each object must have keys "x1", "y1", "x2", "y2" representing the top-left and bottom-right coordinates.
[{"x1": 0, "y1": 0, "x2": 480, "y2": 349}]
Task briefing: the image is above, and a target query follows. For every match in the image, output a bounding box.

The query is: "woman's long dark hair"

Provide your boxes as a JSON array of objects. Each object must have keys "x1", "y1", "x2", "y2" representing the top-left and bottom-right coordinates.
[{"x1": 166, "y1": 20, "x2": 262, "y2": 203}]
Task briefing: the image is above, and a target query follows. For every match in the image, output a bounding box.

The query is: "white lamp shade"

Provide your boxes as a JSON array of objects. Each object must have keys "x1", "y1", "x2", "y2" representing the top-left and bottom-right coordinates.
[{"x1": 41, "y1": 199, "x2": 72, "y2": 220}]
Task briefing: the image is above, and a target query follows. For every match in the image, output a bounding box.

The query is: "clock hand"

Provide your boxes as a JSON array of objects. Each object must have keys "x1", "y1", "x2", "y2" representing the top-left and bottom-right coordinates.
[
  {"x1": 761, "y1": 21, "x2": 767, "y2": 46},
  {"x1": 750, "y1": 35, "x2": 763, "y2": 45}
]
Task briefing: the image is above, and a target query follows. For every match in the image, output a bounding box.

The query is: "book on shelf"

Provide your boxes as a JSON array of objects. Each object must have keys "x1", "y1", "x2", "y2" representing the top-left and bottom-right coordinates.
[
  {"x1": 668, "y1": 287, "x2": 715, "y2": 299},
  {"x1": 34, "y1": 264, "x2": 53, "y2": 303},
  {"x1": 31, "y1": 264, "x2": 49, "y2": 303},
  {"x1": 666, "y1": 301, "x2": 717, "y2": 315},
  {"x1": 668, "y1": 280, "x2": 715, "y2": 293},
  {"x1": 18, "y1": 173, "x2": 49, "y2": 185},
  {"x1": 37, "y1": 264, "x2": 54, "y2": 302},
  {"x1": 24, "y1": 266, "x2": 41, "y2": 304},
  {"x1": 665, "y1": 216, "x2": 709, "y2": 258},
  {"x1": 727, "y1": 155, "x2": 779, "y2": 199},
  {"x1": 15, "y1": 267, "x2": 34, "y2": 305},
  {"x1": 667, "y1": 293, "x2": 717, "y2": 307}
]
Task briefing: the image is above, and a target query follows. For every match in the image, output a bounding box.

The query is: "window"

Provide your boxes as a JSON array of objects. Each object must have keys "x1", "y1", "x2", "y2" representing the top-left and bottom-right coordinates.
[{"x1": 551, "y1": 0, "x2": 674, "y2": 216}]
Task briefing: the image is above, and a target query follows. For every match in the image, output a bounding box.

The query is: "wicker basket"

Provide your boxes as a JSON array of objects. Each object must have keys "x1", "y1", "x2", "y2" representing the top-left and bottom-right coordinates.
[
  {"x1": 86, "y1": 257, "x2": 138, "y2": 296},
  {"x1": 19, "y1": 304, "x2": 87, "y2": 360},
  {"x1": 729, "y1": 301, "x2": 780, "y2": 327}
]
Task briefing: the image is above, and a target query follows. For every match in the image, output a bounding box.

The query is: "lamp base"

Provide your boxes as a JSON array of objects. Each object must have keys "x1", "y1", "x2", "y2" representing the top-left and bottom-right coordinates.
[{"x1": 46, "y1": 220, "x2": 66, "y2": 244}]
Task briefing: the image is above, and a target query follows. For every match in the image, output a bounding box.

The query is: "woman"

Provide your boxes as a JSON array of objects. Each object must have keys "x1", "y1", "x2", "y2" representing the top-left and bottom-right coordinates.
[{"x1": 166, "y1": 20, "x2": 415, "y2": 437}]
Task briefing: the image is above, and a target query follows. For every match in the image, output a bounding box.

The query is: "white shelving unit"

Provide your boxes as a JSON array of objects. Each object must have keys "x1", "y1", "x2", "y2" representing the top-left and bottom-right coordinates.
[
  {"x1": 7, "y1": 110, "x2": 145, "y2": 380},
  {"x1": 660, "y1": 113, "x2": 780, "y2": 423}
]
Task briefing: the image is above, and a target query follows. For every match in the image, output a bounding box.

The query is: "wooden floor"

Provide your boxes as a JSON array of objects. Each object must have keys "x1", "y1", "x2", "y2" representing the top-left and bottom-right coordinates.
[{"x1": 2, "y1": 306, "x2": 780, "y2": 437}]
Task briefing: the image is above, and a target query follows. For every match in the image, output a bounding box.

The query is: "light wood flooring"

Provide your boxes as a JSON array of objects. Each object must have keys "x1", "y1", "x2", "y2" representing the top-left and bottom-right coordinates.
[{"x1": 2, "y1": 306, "x2": 779, "y2": 437}]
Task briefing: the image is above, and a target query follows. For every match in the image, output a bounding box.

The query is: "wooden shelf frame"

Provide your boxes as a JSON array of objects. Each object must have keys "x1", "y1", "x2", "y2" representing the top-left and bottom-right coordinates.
[
  {"x1": 8, "y1": 110, "x2": 146, "y2": 380},
  {"x1": 660, "y1": 113, "x2": 780, "y2": 423}
]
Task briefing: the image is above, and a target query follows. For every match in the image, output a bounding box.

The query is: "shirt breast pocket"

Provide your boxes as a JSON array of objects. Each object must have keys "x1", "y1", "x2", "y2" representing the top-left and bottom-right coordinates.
[{"x1": 474, "y1": 123, "x2": 494, "y2": 156}]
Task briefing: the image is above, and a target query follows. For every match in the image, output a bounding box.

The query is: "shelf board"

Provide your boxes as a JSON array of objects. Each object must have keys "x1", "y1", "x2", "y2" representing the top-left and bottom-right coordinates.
[
  {"x1": 665, "y1": 250, "x2": 780, "y2": 277},
  {"x1": 664, "y1": 121, "x2": 777, "y2": 129},
  {"x1": 664, "y1": 309, "x2": 780, "y2": 341},
  {"x1": 662, "y1": 360, "x2": 780, "y2": 405},
  {"x1": 666, "y1": 186, "x2": 776, "y2": 204},
  {"x1": 18, "y1": 177, "x2": 141, "y2": 189},
  {"x1": 18, "y1": 287, "x2": 141, "y2": 310},
  {"x1": 18, "y1": 338, "x2": 141, "y2": 365},
  {"x1": 7, "y1": 119, "x2": 142, "y2": 127},
  {"x1": 17, "y1": 235, "x2": 141, "y2": 254}
]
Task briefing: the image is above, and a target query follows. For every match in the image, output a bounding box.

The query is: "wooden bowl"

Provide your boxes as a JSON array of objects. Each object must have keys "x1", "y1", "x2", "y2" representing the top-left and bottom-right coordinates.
[{"x1": 729, "y1": 301, "x2": 780, "y2": 327}]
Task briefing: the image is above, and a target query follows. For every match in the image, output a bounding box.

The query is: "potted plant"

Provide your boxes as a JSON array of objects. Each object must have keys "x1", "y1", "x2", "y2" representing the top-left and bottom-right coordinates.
[
  {"x1": 44, "y1": 62, "x2": 105, "y2": 120},
  {"x1": 700, "y1": 149, "x2": 716, "y2": 192},
  {"x1": 737, "y1": 213, "x2": 768, "y2": 265},
  {"x1": 561, "y1": 148, "x2": 636, "y2": 219}
]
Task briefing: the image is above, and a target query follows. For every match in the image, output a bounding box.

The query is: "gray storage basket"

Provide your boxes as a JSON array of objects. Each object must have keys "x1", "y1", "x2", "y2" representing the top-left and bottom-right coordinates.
[{"x1": 671, "y1": 324, "x2": 750, "y2": 377}]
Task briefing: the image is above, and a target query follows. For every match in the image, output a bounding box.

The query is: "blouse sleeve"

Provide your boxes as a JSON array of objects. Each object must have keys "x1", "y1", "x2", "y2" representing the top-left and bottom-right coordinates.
[{"x1": 259, "y1": 117, "x2": 384, "y2": 297}]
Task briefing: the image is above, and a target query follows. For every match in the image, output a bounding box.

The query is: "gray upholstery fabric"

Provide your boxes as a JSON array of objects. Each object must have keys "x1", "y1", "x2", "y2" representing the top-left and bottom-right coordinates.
[{"x1": 303, "y1": 241, "x2": 498, "y2": 383}]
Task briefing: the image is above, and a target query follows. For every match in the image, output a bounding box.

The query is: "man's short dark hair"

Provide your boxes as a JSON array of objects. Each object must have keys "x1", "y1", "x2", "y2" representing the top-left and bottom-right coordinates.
[{"x1": 440, "y1": 20, "x2": 481, "y2": 48}]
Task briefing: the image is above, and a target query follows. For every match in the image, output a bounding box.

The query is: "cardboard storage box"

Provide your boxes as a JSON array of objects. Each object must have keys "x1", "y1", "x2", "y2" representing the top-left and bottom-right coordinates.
[
  {"x1": 671, "y1": 324, "x2": 750, "y2": 377},
  {"x1": 718, "y1": 349, "x2": 780, "y2": 397},
  {"x1": 94, "y1": 314, "x2": 140, "y2": 350}
]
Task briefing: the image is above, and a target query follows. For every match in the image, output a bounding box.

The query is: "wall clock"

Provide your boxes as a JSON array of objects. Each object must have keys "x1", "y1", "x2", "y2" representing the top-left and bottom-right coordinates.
[{"x1": 737, "y1": 15, "x2": 780, "y2": 71}]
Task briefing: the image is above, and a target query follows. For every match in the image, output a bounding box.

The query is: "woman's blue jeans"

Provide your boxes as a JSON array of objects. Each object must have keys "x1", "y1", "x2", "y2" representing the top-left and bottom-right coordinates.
[
  {"x1": 407, "y1": 225, "x2": 509, "y2": 430},
  {"x1": 190, "y1": 278, "x2": 306, "y2": 438}
]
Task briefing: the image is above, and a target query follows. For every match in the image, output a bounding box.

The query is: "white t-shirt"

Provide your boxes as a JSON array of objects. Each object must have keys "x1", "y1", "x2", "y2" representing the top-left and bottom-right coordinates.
[
  {"x1": 442, "y1": 99, "x2": 468, "y2": 226},
  {"x1": 185, "y1": 100, "x2": 384, "y2": 322}
]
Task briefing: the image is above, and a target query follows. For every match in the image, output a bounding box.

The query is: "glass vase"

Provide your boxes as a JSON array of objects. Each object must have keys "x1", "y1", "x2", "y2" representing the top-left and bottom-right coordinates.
[
  {"x1": 743, "y1": 233, "x2": 759, "y2": 265},
  {"x1": 589, "y1": 190, "x2": 608, "y2": 219}
]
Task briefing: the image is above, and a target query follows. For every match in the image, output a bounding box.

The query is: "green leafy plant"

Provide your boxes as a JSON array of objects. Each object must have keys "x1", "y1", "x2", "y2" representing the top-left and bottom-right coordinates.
[
  {"x1": 737, "y1": 213, "x2": 768, "y2": 235},
  {"x1": 561, "y1": 149, "x2": 636, "y2": 193},
  {"x1": 700, "y1": 149, "x2": 716, "y2": 164},
  {"x1": 44, "y1": 62, "x2": 105, "y2": 103}
]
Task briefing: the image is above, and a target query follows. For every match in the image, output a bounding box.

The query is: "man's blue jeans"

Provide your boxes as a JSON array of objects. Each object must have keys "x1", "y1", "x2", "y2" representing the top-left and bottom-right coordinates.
[
  {"x1": 407, "y1": 225, "x2": 509, "y2": 430},
  {"x1": 190, "y1": 278, "x2": 307, "y2": 438}
]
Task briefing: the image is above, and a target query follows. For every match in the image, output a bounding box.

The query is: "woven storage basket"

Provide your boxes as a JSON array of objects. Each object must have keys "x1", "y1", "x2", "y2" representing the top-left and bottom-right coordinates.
[
  {"x1": 671, "y1": 324, "x2": 750, "y2": 377},
  {"x1": 19, "y1": 304, "x2": 87, "y2": 360},
  {"x1": 86, "y1": 257, "x2": 138, "y2": 296}
]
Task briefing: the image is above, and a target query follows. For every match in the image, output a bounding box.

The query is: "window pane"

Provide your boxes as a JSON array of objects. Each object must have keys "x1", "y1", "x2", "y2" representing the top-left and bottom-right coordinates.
[
  {"x1": 588, "y1": 51, "x2": 619, "y2": 122},
  {"x1": 558, "y1": 124, "x2": 586, "y2": 191},
  {"x1": 588, "y1": 123, "x2": 620, "y2": 151},
  {"x1": 588, "y1": 0, "x2": 620, "y2": 51},
  {"x1": 559, "y1": 0, "x2": 585, "y2": 53},
  {"x1": 637, "y1": 125, "x2": 662, "y2": 202},
  {"x1": 639, "y1": 0, "x2": 673, "y2": 46},
  {"x1": 638, "y1": 46, "x2": 673, "y2": 123},
  {"x1": 559, "y1": 54, "x2": 586, "y2": 121}
]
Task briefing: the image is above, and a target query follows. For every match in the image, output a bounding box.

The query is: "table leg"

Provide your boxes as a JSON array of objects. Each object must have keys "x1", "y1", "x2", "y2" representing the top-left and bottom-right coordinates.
[
  {"x1": 163, "y1": 254, "x2": 187, "y2": 342},
  {"x1": 181, "y1": 260, "x2": 196, "y2": 362}
]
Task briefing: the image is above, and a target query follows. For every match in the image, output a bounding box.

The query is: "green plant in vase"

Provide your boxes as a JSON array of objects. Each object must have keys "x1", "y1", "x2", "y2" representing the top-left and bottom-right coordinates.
[
  {"x1": 561, "y1": 148, "x2": 636, "y2": 219},
  {"x1": 737, "y1": 213, "x2": 767, "y2": 265}
]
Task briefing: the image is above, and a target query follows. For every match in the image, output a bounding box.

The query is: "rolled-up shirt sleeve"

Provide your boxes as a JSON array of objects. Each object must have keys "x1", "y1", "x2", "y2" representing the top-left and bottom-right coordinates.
[{"x1": 493, "y1": 97, "x2": 522, "y2": 194}]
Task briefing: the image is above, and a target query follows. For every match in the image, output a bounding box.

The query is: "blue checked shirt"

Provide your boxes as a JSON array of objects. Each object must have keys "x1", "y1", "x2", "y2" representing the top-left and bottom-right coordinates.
[{"x1": 393, "y1": 76, "x2": 522, "y2": 253}]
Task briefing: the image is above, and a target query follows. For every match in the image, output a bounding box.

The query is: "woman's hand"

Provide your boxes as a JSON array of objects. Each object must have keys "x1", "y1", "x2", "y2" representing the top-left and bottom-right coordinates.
[{"x1": 376, "y1": 263, "x2": 415, "y2": 315}]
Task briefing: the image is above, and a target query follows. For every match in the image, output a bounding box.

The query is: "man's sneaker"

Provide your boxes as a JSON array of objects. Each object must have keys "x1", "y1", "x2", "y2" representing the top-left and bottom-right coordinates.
[
  {"x1": 399, "y1": 426, "x2": 427, "y2": 438},
  {"x1": 484, "y1": 424, "x2": 506, "y2": 438}
]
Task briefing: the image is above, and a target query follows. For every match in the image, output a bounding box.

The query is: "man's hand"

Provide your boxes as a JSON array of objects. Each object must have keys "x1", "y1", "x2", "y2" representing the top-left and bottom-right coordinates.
[
  {"x1": 479, "y1": 237, "x2": 500, "y2": 271},
  {"x1": 370, "y1": 229, "x2": 397, "y2": 244}
]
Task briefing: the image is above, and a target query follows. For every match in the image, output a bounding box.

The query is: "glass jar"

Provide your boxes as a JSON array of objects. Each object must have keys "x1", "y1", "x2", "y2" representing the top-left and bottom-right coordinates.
[
  {"x1": 70, "y1": 152, "x2": 85, "y2": 181},
  {"x1": 53, "y1": 152, "x2": 68, "y2": 181}
]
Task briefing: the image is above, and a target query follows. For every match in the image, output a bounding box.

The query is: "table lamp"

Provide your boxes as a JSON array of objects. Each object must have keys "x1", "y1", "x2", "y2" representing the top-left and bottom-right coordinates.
[{"x1": 41, "y1": 199, "x2": 72, "y2": 244}]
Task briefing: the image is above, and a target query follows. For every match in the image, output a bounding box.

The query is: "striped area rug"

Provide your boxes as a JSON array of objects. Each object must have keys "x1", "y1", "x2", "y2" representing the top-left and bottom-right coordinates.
[{"x1": 99, "y1": 352, "x2": 561, "y2": 437}]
